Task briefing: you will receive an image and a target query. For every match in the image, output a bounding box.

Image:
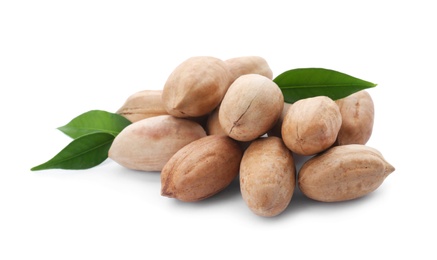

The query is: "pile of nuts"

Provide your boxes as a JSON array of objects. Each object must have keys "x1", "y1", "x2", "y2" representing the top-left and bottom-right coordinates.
[{"x1": 109, "y1": 56, "x2": 395, "y2": 217}]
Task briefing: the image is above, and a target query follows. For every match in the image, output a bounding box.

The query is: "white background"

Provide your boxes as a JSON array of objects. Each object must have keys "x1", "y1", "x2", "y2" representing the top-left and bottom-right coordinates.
[{"x1": 1, "y1": 1, "x2": 436, "y2": 259}]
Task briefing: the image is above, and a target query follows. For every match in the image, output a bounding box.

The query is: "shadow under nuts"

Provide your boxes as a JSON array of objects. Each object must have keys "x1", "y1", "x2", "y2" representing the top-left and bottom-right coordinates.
[
  {"x1": 219, "y1": 74, "x2": 284, "y2": 142},
  {"x1": 298, "y1": 144, "x2": 395, "y2": 202},
  {"x1": 282, "y1": 96, "x2": 342, "y2": 156},
  {"x1": 108, "y1": 115, "x2": 206, "y2": 172},
  {"x1": 240, "y1": 137, "x2": 295, "y2": 217},
  {"x1": 161, "y1": 135, "x2": 242, "y2": 202}
]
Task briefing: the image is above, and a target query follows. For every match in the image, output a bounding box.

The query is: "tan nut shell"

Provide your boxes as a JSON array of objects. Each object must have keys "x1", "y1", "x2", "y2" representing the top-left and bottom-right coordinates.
[
  {"x1": 116, "y1": 90, "x2": 168, "y2": 123},
  {"x1": 298, "y1": 144, "x2": 395, "y2": 202},
  {"x1": 161, "y1": 135, "x2": 242, "y2": 202},
  {"x1": 108, "y1": 115, "x2": 206, "y2": 172},
  {"x1": 335, "y1": 90, "x2": 374, "y2": 145},
  {"x1": 219, "y1": 74, "x2": 284, "y2": 141},
  {"x1": 225, "y1": 56, "x2": 273, "y2": 82},
  {"x1": 206, "y1": 105, "x2": 226, "y2": 135},
  {"x1": 282, "y1": 96, "x2": 342, "y2": 155},
  {"x1": 267, "y1": 102, "x2": 291, "y2": 138},
  {"x1": 240, "y1": 137, "x2": 296, "y2": 217},
  {"x1": 162, "y1": 56, "x2": 231, "y2": 118}
]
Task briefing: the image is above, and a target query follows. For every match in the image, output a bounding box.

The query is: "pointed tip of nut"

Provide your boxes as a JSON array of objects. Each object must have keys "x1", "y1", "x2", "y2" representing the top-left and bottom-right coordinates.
[
  {"x1": 160, "y1": 177, "x2": 175, "y2": 198},
  {"x1": 169, "y1": 108, "x2": 186, "y2": 117},
  {"x1": 161, "y1": 191, "x2": 173, "y2": 198},
  {"x1": 384, "y1": 162, "x2": 395, "y2": 177}
]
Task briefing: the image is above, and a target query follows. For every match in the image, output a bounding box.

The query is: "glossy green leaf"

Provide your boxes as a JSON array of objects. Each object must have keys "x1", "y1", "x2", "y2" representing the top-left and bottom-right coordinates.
[
  {"x1": 31, "y1": 133, "x2": 114, "y2": 171},
  {"x1": 58, "y1": 110, "x2": 131, "y2": 139},
  {"x1": 273, "y1": 68, "x2": 377, "y2": 103}
]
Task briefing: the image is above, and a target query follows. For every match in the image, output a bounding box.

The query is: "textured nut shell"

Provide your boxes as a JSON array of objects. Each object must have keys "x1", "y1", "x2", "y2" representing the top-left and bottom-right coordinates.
[
  {"x1": 161, "y1": 135, "x2": 242, "y2": 202},
  {"x1": 267, "y1": 102, "x2": 291, "y2": 138},
  {"x1": 335, "y1": 90, "x2": 374, "y2": 145},
  {"x1": 117, "y1": 90, "x2": 168, "y2": 123},
  {"x1": 108, "y1": 115, "x2": 206, "y2": 171},
  {"x1": 219, "y1": 74, "x2": 284, "y2": 141},
  {"x1": 225, "y1": 56, "x2": 273, "y2": 82},
  {"x1": 298, "y1": 144, "x2": 395, "y2": 202},
  {"x1": 162, "y1": 56, "x2": 231, "y2": 118},
  {"x1": 282, "y1": 96, "x2": 342, "y2": 155},
  {"x1": 240, "y1": 137, "x2": 295, "y2": 217}
]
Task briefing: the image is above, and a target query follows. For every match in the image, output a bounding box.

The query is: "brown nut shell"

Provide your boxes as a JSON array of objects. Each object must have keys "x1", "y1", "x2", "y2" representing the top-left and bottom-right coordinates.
[
  {"x1": 116, "y1": 90, "x2": 168, "y2": 123},
  {"x1": 225, "y1": 56, "x2": 273, "y2": 82},
  {"x1": 162, "y1": 56, "x2": 231, "y2": 118},
  {"x1": 335, "y1": 90, "x2": 374, "y2": 145},
  {"x1": 206, "y1": 105, "x2": 226, "y2": 136},
  {"x1": 108, "y1": 115, "x2": 206, "y2": 171},
  {"x1": 298, "y1": 144, "x2": 395, "y2": 202},
  {"x1": 282, "y1": 96, "x2": 342, "y2": 155},
  {"x1": 161, "y1": 135, "x2": 242, "y2": 202},
  {"x1": 267, "y1": 102, "x2": 291, "y2": 138},
  {"x1": 219, "y1": 74, "x2": 284, "y2": 141},
  {"x1": 240, "y1": 137, "x2": 296, "y2": 217}
]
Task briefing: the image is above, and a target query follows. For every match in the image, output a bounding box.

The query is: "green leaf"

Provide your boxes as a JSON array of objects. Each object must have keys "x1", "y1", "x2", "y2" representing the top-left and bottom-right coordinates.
[
  {"x1": 58, "y1": 110, "x2": 131, "y2": 139},
  {"x1": 273, "y1": 68, "x2": 377, "y2": 103},
  {"x1": 31, "y1": 132, "x2": 114, "y2": 171}
]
